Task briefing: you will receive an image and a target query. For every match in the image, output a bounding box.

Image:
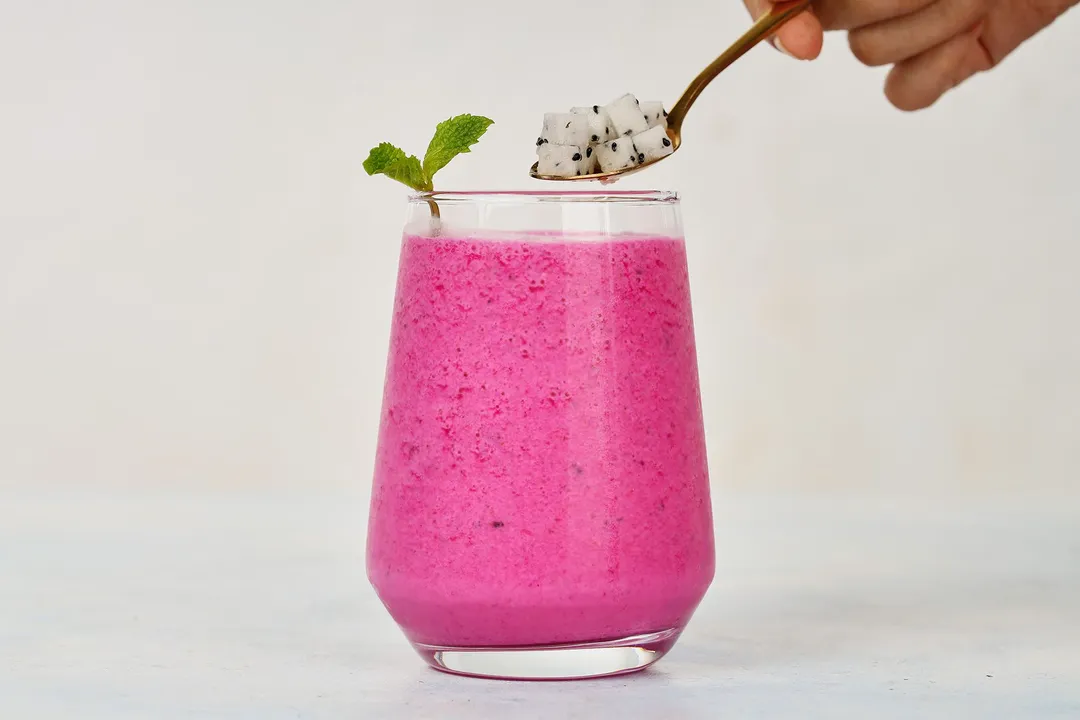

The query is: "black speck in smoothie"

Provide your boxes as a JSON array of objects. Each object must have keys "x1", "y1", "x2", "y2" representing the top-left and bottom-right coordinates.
[{"x1": 491, "y1": 521, "x2": 505, "y2": 529}]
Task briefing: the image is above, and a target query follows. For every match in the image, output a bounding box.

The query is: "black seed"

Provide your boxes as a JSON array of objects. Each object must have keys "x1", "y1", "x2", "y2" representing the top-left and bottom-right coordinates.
[
  {"x1": 576, "y1": 170, "x2": 582, "y2": 176},
  {"x1": 635, "y1": 98, "x2": 640, "y2": 104},
  {"x1": 572, "y1": 152, "x2": 581, "y2": 161},
  {"x1": 492, "y1": 521, "x2": 504, "y2": 528},
  {"x1": 624, "y1": 129, "x2": 633, "y2": 136},
  {"x1": 591, "y1": 134, "x2": 599, "y2": 142},
  {"x1": 565, "y1": 121, "x2": 571, "y2": 129},
  {"x1": 536, "y1": 137, "x2": 543, "y2": 146},
  {"x1": 639, "y1": 153, "x2": 645, "y2": 162},
  {"x1": 586, "y1": 147, "x2": 592, "y2": 157},
  {"x1": 662, "y1": 137, "x2": 671, "y2": 147},
  {"x1": 593, "y1": 105, "x2": 599, "y2": 113},
  {"x1": 663, "y1": 109, "x2": 668, "y2": 117},
  {"x1": 611, "y1": 142, "x2": 617, "y2": 151},
  {"x1": 543, "y1": 138, "x2": 549, "y2": 144}
]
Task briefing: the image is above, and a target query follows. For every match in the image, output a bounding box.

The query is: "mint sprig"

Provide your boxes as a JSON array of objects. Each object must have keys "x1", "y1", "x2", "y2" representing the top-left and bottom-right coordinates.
[{"x1": 364, "y1": 114, "x2": 493, "y2": 192}]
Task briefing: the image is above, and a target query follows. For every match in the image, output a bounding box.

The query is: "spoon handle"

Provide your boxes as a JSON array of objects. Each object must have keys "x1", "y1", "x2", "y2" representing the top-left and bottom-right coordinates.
[{"x1": 666, "y1": 0, "x2": 812, "y2": 132}]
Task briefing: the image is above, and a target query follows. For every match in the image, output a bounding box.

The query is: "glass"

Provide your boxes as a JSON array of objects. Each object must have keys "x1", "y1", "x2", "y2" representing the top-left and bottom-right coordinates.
[{"x1": 366, "y1": 191, "x2": 715, "y2": 680}]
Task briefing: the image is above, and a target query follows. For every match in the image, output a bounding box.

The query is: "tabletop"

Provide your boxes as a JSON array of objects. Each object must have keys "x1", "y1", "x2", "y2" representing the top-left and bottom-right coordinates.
[{"x1": 2, "y1": 488, "x2": 1078, "y2": 719}]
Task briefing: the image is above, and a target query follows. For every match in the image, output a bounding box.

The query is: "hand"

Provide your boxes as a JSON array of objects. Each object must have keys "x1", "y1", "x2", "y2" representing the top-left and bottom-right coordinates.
[{"x1": 743, "y1": 0, "x2": 1079, "y2": 111}]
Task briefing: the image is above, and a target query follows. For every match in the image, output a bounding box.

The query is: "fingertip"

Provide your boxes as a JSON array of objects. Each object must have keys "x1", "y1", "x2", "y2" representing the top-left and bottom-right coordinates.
[
  {"x1": 884, "y1": 32, "x2": 987, "y2": 112},
  {"x1": 774, "y1": 14, "x2": 824, "y2": 60},
  {"x1": 884, "y1": 68, "x2": 937, "y2": 112}
]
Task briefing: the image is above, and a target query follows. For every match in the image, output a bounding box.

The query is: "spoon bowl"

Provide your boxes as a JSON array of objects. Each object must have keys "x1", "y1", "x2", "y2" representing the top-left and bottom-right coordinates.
[{"x1": 530, "y1": 0, "x2": 811, "y2": 183}]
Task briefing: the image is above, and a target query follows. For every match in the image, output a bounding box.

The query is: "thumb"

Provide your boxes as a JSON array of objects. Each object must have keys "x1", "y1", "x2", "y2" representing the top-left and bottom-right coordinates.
[{"x1": 745, "y1": 0, "x2": 824, "y2": 60}]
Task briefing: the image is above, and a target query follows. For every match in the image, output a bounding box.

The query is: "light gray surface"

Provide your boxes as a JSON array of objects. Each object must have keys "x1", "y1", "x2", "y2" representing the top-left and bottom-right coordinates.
[{"x1": 2, "y1": 489, "x2": 1078, "y2": 719}]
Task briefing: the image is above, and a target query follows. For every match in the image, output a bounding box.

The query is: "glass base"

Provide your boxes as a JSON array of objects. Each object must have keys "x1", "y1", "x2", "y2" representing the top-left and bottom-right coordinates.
[{"x1": 411, "y1": 627, "x2": 681, "y2": 680}]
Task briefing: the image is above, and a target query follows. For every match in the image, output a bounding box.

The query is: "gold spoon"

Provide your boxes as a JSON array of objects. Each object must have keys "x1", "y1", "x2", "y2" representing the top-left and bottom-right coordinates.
[{"x1": 530, "y1": 0, "x2": 812, "y2": 183}]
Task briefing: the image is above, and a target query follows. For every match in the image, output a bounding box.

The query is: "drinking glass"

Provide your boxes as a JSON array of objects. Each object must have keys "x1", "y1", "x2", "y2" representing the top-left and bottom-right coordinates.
[{"x1": 367, "y1": 191, "x2": 714, "y2": 680}]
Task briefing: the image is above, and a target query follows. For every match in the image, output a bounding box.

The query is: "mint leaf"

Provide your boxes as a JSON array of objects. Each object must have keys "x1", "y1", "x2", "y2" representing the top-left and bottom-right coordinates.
[
  {"x1": 364, "y1": 143, "x2": 430, "y2": 191},
  {"x1": 364, "y1": 114, "x2": 492, "y2": 193},
  {"x1": 364, "y1": 142, "x2": 407, "y2": 175},
  {"x1": 382, "y1": 156, "x2": 428, "y2": 191},
  {"x1": 422, "y1": 114, "x2": 494, "y2": 180}
]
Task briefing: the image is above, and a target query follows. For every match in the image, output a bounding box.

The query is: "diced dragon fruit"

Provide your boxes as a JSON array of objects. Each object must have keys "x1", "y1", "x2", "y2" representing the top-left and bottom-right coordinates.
[
  {"x1": 579, "y1": 144, "x2": 599, "y2": 174},
  {"x1": 632, "y1": 125, "x2": 674, "y2": 163},
  {"x1": 539, "y1": 113, "x2": 590, "y2": 148},
  {"x1": 537, "y1": 144, "x2": 587, "y2": 177},
  {"x1": 603, "y1": 94, "x2": 649, "y2": 137},
  {"x1": 639, "y1": 101, "x2": 668, "y2": 129},
  {"x1": 595, "y1": 137, "x2": 639, "y2": 173},
  {"x1": 571, "y1": 105, "x2": 617, "y2": 146}
]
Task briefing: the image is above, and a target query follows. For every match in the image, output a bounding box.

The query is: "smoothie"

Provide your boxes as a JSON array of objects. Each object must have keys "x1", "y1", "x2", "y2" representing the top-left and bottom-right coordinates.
[{"x1": 367, "y1": 230, "x2": 714, "y2": 648}]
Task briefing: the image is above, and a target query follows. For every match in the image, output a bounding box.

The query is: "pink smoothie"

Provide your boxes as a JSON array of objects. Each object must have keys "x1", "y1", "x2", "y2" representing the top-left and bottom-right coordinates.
[{"x1": 367, "y1": 231, "x2": 714, "y2": 647}]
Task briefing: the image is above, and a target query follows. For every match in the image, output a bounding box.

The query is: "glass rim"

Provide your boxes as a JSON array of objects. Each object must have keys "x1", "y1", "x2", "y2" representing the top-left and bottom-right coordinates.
[{"x1": 409, "y1": 190, "x2": 678, "y2": 204}]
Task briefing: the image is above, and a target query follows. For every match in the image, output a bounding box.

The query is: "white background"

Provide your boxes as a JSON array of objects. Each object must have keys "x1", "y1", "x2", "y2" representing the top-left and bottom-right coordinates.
[
  {"x1": 3, "y1": 1, "x2": 1078, "y2": 499},
  {"x1": 2, "y1": 1, "x2": 1078, "y2": 499},
  {"x1": 2, "y1": 3, "x2": 1079, "y2": 716}
]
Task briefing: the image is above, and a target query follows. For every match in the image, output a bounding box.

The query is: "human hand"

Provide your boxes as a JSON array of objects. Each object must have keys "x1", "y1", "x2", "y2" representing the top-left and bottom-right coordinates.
[{"x1": 742, "y1": 0, "x2": 1079, "y2": 111}]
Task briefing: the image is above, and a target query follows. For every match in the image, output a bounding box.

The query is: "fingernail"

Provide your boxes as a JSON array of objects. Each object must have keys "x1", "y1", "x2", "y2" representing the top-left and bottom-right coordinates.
[{"x1": 773, "y1": 37, "x2": 797, "y2": 59}]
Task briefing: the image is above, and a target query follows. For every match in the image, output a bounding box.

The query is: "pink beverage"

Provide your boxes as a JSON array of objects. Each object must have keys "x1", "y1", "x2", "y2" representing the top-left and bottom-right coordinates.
[{"x1": 367, "y1": 191, "x2": 714, "y2": 679}]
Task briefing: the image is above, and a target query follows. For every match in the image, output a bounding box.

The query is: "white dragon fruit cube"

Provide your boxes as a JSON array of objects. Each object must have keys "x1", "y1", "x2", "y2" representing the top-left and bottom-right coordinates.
[
  {"x1": 537, "y1": 144, "x2": 588, "y2": 177},
  {"x1": 571, "y1": 105, "x2": 617, "y2": 146},
  {"x1": 595, "y1": 137, "x2": 639, "y2": 173},
  {"x1": 632, "y1": 125, "x2": 674, "y2": 163},
  {"x1": 603, "y1": 93, "x2": 649, "y2": 137},
  {"x1": 539, "y1": 113, "x2": 590, "y2": 148},
  {"x1": 639, "y1": 101, "x2": 668, "y2": 129},
  {"x1": 579, "y1": 144, "x2": 599, "y2": 174}
]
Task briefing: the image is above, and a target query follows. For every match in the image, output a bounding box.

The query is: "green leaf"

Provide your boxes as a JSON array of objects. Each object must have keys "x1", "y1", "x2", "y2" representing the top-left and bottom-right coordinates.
[
  {"x1": 382, "y1": 156, "x2": 429, "y2": 191},
  {"x1": 422, "y1": 114, "x2": 494, "y2": 181},
  {"x1": 363, "y1": 142, "x2": 407, "y2": 175},
  {"x1": 363, "y1": 143, "x2": 430, "y2": 191}
]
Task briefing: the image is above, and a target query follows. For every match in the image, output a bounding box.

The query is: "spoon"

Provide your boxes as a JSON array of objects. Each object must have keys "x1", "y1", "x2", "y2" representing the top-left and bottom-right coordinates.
[{"x1": 530, "y1": 0, "x2": 812, "y2": 183}]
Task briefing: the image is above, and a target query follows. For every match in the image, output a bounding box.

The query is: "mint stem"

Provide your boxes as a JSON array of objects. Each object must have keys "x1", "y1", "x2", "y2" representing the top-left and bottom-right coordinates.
[{"x1": 426, "y1": 198, "x2": 441, "y2": 219}]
